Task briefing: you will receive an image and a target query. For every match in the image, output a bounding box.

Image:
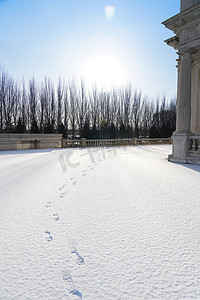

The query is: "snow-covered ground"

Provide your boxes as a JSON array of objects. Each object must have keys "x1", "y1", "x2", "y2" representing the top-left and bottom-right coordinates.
[{"x1": 0, "y1": 144, "x2": 200, "y2": 300}]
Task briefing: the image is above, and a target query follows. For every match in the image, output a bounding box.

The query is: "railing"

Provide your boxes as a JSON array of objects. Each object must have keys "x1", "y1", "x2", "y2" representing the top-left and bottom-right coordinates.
[
  {"x1": 188, "y1": 136, "x2": 200, "y2": 154},
  {"x1": 86, "y1": 139, "x2": 135, "y2": 147},
  {"x1": 137, "y1": 138, "x2": 171, "y2": 145},
  {"x1": 62, "y1": 138, "x2": 172, "y2": 148},
  {"x1": 62, "y1": 139, "x2": 81, "y2": 148}
]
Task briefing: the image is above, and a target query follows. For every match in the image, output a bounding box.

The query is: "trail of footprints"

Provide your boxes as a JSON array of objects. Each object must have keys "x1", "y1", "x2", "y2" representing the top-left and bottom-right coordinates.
[
  {"x1": 44, "y1": 167, "x2": 97, "y2": 299},
  {"x1": 44, "y1": 150, "x2": 124, "y2": 295},
  {"x1": 44, "y1": 159, "x2": 109, "y2": 297},
  {"x1": 44, "y1": 162, "x2": 96, "y2": 244}
]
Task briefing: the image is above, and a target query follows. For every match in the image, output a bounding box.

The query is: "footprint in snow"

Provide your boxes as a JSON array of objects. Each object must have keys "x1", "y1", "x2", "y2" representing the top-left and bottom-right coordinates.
[
  {"x1": 71, "y1": 249, "x2": 85, "y2": 265},
  {"x1": 53, "y1": 213, "x2": 59, "y2": 221},
  {"x1": 62, "y1": 270, "x2": 82, "y2": 299},
  {"x1": 60, "y1": 192, "x2": 66, "y2": 198},
  {"x1": 59, "y1": 184, "x2": 66, "y2": 191},
  {"x1": 82, "y1": 170, "x2": 87, "y2": 176},
  {"x1": 45, "y1": 231, "x2": 53, "y2": 242},
  {"x1": 45, "y1": 201, "x2": 51, "y2": 208},
  {"x1": 70, "y1": 177, "x2": 78, "y2": 185},
  {"x1": 67, "y1": 238, "x2": 85, "y2": 265}
]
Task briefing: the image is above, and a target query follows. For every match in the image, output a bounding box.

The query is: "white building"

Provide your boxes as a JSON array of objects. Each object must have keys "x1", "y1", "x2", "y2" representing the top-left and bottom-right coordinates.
[{"x1": 163, "y1": 0, "x2": 200, "y2": 164}]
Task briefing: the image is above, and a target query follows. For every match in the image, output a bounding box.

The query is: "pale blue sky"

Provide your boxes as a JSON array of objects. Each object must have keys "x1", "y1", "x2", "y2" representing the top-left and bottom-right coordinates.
[{"x1": 0, "y1": 0, "x2": 180, "y2": 98}]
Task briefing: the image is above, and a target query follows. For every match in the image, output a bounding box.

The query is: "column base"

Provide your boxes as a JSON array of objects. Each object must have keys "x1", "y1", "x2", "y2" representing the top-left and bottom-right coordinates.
[
  {"x1": 168, "y1": 154, "x2": 187, "y2": 164},
  {"x1": 168, "y1": 131, "x2": 191, "y2": 164}
]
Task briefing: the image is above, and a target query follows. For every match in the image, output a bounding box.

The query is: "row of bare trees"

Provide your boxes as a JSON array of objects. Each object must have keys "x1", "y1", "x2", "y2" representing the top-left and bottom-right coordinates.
[{"x1": 0, "y1": 68, "x2": 176, "y2": 139}]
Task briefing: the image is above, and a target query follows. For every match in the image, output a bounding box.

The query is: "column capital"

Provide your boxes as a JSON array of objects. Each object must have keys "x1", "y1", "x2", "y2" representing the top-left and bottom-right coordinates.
[{"x1": 178, "y1": 48, "x2": 196, "y2": 56}]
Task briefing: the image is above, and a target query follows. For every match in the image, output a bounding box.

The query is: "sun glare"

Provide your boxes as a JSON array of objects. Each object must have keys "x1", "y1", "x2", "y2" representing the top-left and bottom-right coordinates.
[
  {"x1": 105, "y1": 6, "x2": 116, "y2": 21},
  {"x1": 82, "y1": 54, "x2": 127, "y2": 90}
]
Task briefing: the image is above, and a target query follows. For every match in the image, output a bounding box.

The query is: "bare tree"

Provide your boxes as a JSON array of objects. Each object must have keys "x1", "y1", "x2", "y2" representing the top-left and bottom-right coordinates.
[
  {"x1": 68, "y1": 79, "x2": 77, "y2": 138},
  {"x1": 77, "y1": 79, "x2": 87, "y2": 137},
  {"x1": 57, "y1": 78, "x2": 64, "y2": 131},
  {"x1": 131, "y1": 90, "x2": 142, "y2": 138},
  {"x1": 0, "y1": 68, "x2": 176, "y2": 138}
]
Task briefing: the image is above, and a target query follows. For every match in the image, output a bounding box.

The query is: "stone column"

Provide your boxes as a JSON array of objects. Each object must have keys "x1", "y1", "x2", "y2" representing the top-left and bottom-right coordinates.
[
  {"x1": 197, "y1": 68, "x2": 200, "y2": 133},
  {"x1": 176, "y1": 52, "x2": 192, "y2": 133},
  {"x1": 190, "y1": 61, "x2": 199, "y2": 133},
  {"x1": 176, "y1": 57, "x2": 181, "y2": 131}
]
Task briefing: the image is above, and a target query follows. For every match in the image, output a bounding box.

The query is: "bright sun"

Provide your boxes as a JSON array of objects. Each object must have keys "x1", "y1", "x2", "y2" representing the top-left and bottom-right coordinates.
[{"x1": 82, "y1": 54, "x2": 127, "y2": 90}]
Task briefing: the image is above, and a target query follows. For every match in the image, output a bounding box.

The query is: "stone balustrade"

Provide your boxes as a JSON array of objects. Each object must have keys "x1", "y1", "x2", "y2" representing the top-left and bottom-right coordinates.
[
  {"x1": 0, "y1": 135, "x2": 172, "y2": 151},
  {"x1": 63, "y1": 138, "x2": 172, "y2": 148},
  {"x1": 188, "y1": 136, "x2": 200, "y2": 153},
  {"x1": 184, "y1": 135, "x2": 200, "y2": 163}
]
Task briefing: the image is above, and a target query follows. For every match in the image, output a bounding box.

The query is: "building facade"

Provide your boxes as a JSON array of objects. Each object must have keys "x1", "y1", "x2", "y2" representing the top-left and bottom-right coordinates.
[{"x1": 163, "y1": 0, "x2": 200, "y2": 164}]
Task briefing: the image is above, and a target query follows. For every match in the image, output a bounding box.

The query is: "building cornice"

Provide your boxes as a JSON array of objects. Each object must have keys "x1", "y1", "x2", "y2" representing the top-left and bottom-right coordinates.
[
  {"x1": 164, "y1": 36, "x2": 179, "y2": 49},
  {"x1": 162, "y1": 3, "x2": 200, "y2": 33}
]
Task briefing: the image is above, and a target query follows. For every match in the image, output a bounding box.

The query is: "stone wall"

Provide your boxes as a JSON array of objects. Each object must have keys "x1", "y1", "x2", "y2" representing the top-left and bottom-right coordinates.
[{"x1": 0, "y1": 134, "x2": 63, "y2": 151}]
